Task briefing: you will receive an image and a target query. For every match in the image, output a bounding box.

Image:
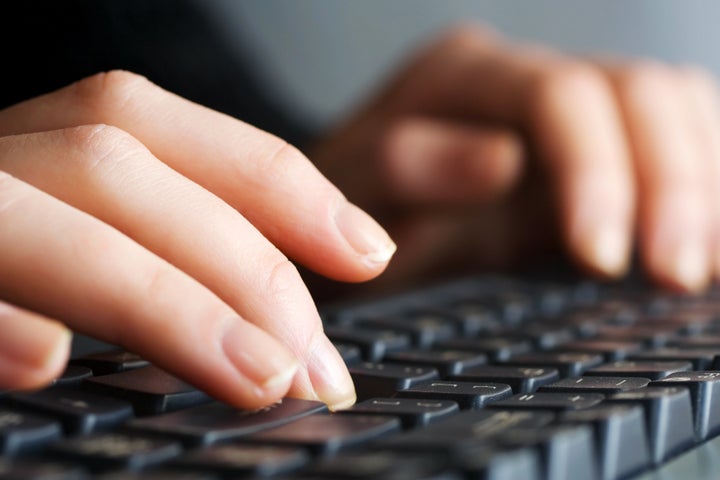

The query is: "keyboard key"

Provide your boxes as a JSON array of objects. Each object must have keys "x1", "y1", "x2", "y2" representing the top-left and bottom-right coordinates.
[
  {"x1": 455, "y1": 444, "x2": 542, "y2": 480},
  {"x1": 383, "y1": 349, "x2": 487, "y2": 377},
  {"x1": 0, "y1": 408, "x2": 62, "y2": 456},
  {"x1": 594, "y1": 325, "x2": 680, "y2": 348},
  {"x1": 83, "y1": 365, "x2": 212, "y2": 416},
  {"x1": 559, "y1": 404, "x2": 650, "y2": 480},
  {"x1": 248, "y1": 414, "x2": 401, "y2": 455},
  {"x1": 501, "y1": 352, "x2": 604, "y2": 377},
  {"x1": 554, "y1": 340, "x2": 642, "y2": 361},
  {"x1": 9, "y1": 386, "x2": 133, "y2": 435},
  {"x1": 394, "y1": 381, "x2": 512, "y2": 409},
  {"x1": 495, "y1": 424, "x2": 599, "y2": 480},
  {"x1": 487, "y1": 392, "x2": 604, "y2": 411},
  {"x1": 352, "y1": 315, "x2": 457, "y2": 348},
  {"x1": 651, "y1": 371, "x2": 720, "y2": 441},
  {"x1": 341, "y1": 398, "x2": 459, "y2": 428},
  {"x1": 628, "y1": 348, "x2": 719, "y2": 370},
  {"x1": 348, "y1": 363, "x2": 439, "y2": 400},
  {"x1": 126, "y1": 398, "x2": 327, "y2": 447},
  {"x1": 451, "y1": 366, "x2": 560, "y2": 394},
  {"x1": 606, "y1": 386, "x2": 695, "y2": 464},
  {"x1": 377, "y1": 409, "x2": 555, "y2": 453},
  {"x1": 49, "y1": 433, "x2": 181, "y2": 473},
  {"x1": 585, "y1": 360, "x2": 692, "y2": 380},
  {"x1": 0, "y1": 459, "x2": 87, "y2": 479},
  {"x1": 169, "y1": 444, "x2": 308, "y2": 477},
  {"x1": 53, "y1": 366, "x2": 93, "y2": 386},
  {"x1": 333, "y1": 343, "x2": 362, "y2": 364},
  {"x1": 70, "y1": 349, "x2": 149, "y2": 375},
  {"x1": 324, "y1": 327, "x2": 410, "y2": 362},
  {"x1": 538, "y1": 376, "x2": 650, "y2": 394},
  {"x1": 435, "y1": 337, "x2": 532, "y2": 362},
  {"x1": 303, "y1": 450, "x2": 453, "y2": 480}
]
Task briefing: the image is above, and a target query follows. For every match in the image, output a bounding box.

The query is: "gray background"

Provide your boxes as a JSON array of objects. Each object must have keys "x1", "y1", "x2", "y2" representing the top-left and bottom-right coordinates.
[{"x1": 211, "y1": 0, "x2": 719, "y2": 131}]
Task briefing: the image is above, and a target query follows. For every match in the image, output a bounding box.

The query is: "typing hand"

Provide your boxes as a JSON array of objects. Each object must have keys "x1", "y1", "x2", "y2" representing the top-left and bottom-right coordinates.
[
  {"x1": 0, "y1": 71, "x2": 396, "y2": 409},
  {"x1": 312, "y1": 25, "x2": 720, "y2": 294}
]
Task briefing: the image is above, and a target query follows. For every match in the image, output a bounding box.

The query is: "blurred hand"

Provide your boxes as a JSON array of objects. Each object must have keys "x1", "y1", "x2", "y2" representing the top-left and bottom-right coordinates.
[
  {"x1": 0, "y1": 71, "x2": 397, "y2": 410},
  {"x1": 311, "y1": 24, "x2": 720, "y2": 295}
]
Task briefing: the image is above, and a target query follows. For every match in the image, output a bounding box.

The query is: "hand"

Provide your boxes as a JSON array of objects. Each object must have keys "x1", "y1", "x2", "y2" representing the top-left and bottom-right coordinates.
[
  {"x1": 0, "y1": 71, "x2": 396, "y2": 410},
  {"x1": 311, "y1": 24, "x2": 720, "y2": 295}
]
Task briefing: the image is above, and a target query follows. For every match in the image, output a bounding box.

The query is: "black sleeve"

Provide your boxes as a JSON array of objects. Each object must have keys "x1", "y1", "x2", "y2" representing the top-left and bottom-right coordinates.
[{"x1": 1, "y1": 0, "x2": 313, "y2": 147}]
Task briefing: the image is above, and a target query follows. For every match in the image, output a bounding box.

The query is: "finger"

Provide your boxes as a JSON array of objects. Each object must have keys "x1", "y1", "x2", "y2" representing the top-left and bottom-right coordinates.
[
  {"x1": 681, "y1": 67, "x2": 720, "y2": 280},
  {"x1": 0, "y1": 71, "x2": 396, "y2": 283},
  {"x1": 0, "y1": 170, "x2": 300, "y2": 409},
  {"x1": 606, "y1": 63, "x2": 713, "y2": 291},
  {"x1": 380, "y1": 117, "x2": 524, "y2": 206},
  {"x1": 380, "y1": 28, "x2": 635, "y2": 277},
  {"x1": 0, "y1": 301, "x2": 71, "y2": 390},
  {"x1": 0, "y1": 126, "x2": 356, "y2": 410}
]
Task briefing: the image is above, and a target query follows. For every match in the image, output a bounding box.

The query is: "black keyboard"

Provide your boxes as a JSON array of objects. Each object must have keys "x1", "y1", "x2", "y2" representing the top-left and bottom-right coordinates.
[{"x1": 2, "y1": 273, "x2": 720, "y2": 479}]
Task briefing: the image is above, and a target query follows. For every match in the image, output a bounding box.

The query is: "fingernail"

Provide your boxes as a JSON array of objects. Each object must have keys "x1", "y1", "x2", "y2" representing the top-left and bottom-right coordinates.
[
  {"x1": 222, "y1": 317, "x2": 298, "y2": 392},
  {"x1": 672, "y1": 242, "x2": 709, "y2": 292},
  {"x1": 588, "y1": 227, "x2": 628, "y2": 277},
  {"x1": 335, "y1": 202, "x2": 397, "y2": 267},
  {"x1": 307, "y1": 335, "x2": 356, "y2": 411}
]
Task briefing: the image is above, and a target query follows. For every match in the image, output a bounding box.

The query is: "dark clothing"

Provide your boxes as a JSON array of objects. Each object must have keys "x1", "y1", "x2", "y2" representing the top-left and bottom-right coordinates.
[{"x1": 1, "y1": 0, "x2": 312, "y2": 146}]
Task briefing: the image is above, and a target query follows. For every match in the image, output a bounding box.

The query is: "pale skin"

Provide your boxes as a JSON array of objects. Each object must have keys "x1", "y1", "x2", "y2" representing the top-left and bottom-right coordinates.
[{"x1": 1, "y1": 26, "x2": 719, "y2": 410}]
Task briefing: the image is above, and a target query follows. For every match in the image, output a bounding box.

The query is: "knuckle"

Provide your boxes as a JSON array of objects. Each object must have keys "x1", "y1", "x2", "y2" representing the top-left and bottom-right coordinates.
[
  {"x1": 60, "y1": 124, "x2": 145, "y2": 175},
  {"x1": 69, "y1": 70, "x2": 154, "y2": 119},
  {"x1": 262, "y1": 251, "x2": 303, "y2": 303},
  {"x1": 615, "y1": 61, "x2": 675, "y2": 99},
  {"x1": 680, "y1": 65, "x2": 718, "y2": 93},
  {"x1": 531, "y1": 62, "x2": 609, "y2": 109},
  {"x1": 256, "y1": 140, "x2": 305, "y2": 183},
  {"x1": 435, "y1": 23, "x2": 488, "y2": 51}
]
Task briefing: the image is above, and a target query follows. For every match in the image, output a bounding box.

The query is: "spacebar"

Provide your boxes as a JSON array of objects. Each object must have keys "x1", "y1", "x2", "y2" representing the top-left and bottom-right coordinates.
[{"x1": 124, "y1": 398, "x2": 328, "y2": 447}]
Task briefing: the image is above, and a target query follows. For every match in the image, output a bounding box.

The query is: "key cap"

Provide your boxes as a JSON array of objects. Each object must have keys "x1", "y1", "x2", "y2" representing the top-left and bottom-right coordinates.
[
  {"x1": 352, "y1": 315, "x2": 456, "y2": 348},
  {"x1": 488, "y1": 392, "x2": 604, "y2": 411},
  {"x1": 394, "y1": 381, "x2": 512, "y2": 410},
  {"x1": 342, "y1": 398, "x2": 458, "y2": 428},
  {"x1": 383, "y1": 349, "x2": 487, "y2": 377},
  {"x1": 303, "y1": 450, "x2": 453, "y2": 480},
  {"x1": 651, "y1": 371, "x2": 720, "y2": 441},
  {"x1": 95, "y1": 472, "x2": 215, "y2": 480},
  {"x1": 377, "y1": 409, "x2": 555, "y2": 453},
  {"x1": 348, "y1": 363, "x2": 439, "y2": 400},
  {"x1": 585, "y1": 360, "x2": 691, "y2": 380},
  {"x1": 538, "y1": 376, "x2": 650, "y2": 394},
  {"x1": 501, "y1": 352, "x2": 604, "y2": 377},
  {"x1": 169, "y1": 444, "x2": 308, "y2": 477},
  {"x1": 0, "y1": 459, "x2": 87, "y2": 480},
  {"x1": 554, "y1": 340, "x2": 642, "y2": 361},
  {"x1": 83, "y1": 365, "x2": 212, "y2": 416},
  {"x1": 495, "y1": 424, "x2": 599, "y2": 480},
  {"x1": 9, "y1": 386, "x2": 133, "y2": 435},
  {"x1": 53, "y1": 366, "x2": 93, "y2": 386},
  {"x1": 595, "y1": 325, "x2": 679, "y2": 348},
  {"x1": 606, "y1": 386, "x2": 695, "y2": 464},
  {"x1": 70, "y1": 349, "x2": 149, "y2": 375},
  {"x1": 324, "y1": 327, "x2": 410, "y2": 362},
  {"x1": 451, "y1": 366, "x2": 560, "y2": 394},
  {"x1": 126, "y1": 398, "x2": 327, "y2": 447},
  {"x1": 0, "y1": 408, "x2": 62, "y2": 456},
  {"x1": 49, "y1": 433, "x2": 181, "y2": 473},
  {"x1": 455, "y1": 444, "x2": 542, "y2": 480},
  {"x1": 435, "y1": 337, "x2": 531, "y2": 362},
  {"x1": 492, "y1": 324, "x2": 576, "y2": 350},
  {"x1": 248, "y1": 414, "x2": 401, "y2": 455},
  {"x1": 628, "y1": 348, "x2": 719, "y2": 370},
  {"x1": 559, "y1": 404, "x2": 650, "y2": 480}
]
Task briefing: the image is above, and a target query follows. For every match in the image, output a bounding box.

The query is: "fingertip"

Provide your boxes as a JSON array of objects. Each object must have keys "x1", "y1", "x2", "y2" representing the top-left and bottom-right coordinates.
[
  {"x1": 571, "y1": 224, "x2": 630, "y2": 280},
  {"x1": 334, "y1": 201, "x2": 397, "y2": 279},
  {"x1": 304, "y1": 334, "x2": 356, "y2": 411}
]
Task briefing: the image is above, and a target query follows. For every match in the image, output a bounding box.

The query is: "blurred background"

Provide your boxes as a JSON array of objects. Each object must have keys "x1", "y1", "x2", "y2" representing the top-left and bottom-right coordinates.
[{"x1": 210, "y1": 0, "x2": 719, "y2": 132}]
